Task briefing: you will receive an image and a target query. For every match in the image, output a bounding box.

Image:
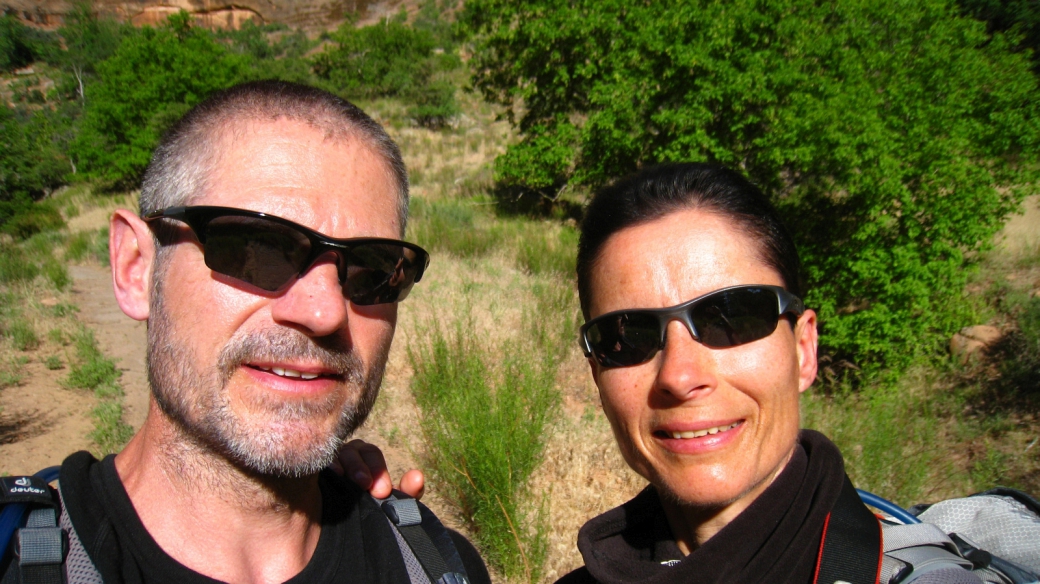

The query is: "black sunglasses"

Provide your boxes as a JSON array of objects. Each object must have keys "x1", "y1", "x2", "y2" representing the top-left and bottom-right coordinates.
[
  {"x1": 580, "y1": 285, "x2": 804, "y2": 368},
  {"x1": 143, "y1": 206, "x2": 430, "y2": 306}
]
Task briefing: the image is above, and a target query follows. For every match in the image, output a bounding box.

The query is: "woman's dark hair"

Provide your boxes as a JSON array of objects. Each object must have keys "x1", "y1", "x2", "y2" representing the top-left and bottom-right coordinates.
[{"x1": 576, "y1": 163, "x2": 803, "y2": 318}]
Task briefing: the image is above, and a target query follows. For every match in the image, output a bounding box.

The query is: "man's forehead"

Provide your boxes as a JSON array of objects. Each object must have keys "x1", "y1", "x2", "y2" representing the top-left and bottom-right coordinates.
[{"x1": 193, "y1": 117, "x2": 403, "y2": 237}]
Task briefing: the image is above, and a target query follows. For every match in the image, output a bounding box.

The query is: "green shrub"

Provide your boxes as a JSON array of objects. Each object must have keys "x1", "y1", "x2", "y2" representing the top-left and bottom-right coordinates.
[
  {"x1": 0, "y1": 245, "x2": 38, "y2": 284},
  {"x1": 89, "y1": 398, "x2": 133, "y2": 454},
  {"x1": 64, "y1": 328, "x2": 120, "y2": 390},
  {"x1": 43, "y1": 259, "x2": 71, "y2": 291},
  {"x1": 410, "y1": 286, "x2": 575, "y2": 582},
  {"x1": 44, "y1": 355, "x2": 63, "y2": 370},
  {"x1": 1, "y1": 202, "x2": 66, "y2": 240},
  {"x1": 7, "y1": 318, "x2": 39, "y2": 351}
]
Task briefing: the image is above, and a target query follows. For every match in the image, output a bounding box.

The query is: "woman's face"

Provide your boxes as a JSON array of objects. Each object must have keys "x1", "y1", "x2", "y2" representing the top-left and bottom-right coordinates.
[{"x1": 587, "y1": 207, "x2": 818, "y2": 513}]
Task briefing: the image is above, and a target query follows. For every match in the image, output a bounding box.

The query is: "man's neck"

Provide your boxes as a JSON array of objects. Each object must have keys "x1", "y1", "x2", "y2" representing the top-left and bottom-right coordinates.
[{"x1": 115, "y1": 402, "x2": 325, "y2": 584}]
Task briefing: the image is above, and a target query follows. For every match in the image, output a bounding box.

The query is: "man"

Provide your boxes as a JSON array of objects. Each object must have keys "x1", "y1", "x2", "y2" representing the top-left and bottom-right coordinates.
[{"x1": 18, "y1": 81, "x2": 487, "y2": 583}]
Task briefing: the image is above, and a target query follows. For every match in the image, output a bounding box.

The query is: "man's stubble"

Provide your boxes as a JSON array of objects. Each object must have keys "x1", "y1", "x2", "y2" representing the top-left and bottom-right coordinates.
[{"x1": 145, "y1": 256, "x2": 389, "y2": 478}]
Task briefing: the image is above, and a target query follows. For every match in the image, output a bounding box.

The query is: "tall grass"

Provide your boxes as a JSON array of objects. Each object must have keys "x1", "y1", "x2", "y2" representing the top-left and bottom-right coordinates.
[
  {"x1": 410, "y1": 284, "x2": 577, "y2": 582},
  {"x1": 63, "y1": 327, "x2": 133, "y2": 454}
]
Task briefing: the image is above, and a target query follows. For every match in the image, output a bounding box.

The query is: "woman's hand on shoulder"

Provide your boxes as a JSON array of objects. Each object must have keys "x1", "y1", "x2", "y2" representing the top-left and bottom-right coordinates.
[{"x1": 330, "y1": 438, "x2": 425, "y2": 499}]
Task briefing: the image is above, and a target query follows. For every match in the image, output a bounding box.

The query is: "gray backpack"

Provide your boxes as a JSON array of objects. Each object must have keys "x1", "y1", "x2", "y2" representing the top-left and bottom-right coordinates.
[{"x1": 864, "y1": 488, "x2": 1040, "y2": 584}]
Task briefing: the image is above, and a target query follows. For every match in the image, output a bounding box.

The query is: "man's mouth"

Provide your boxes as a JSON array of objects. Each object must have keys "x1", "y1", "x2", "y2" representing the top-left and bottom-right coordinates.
[
  {"x1": 249, "y1": 365, "x2": 335, "y2": 381},
  {"x1": 656, "y1": 421, "x2": 742, "y2": 440}
]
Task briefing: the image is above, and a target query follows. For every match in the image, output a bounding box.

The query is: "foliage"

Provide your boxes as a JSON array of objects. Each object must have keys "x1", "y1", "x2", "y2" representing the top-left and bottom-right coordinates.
[
  {"x1": 313, "y1": 13, "x2": 461, "y2": 127},
  {"x1": 958, "y1": 0, "x2": 1040, "y2": 72},
  {"x1": 461, "y1": 0, "x2": 1040, "y2": 377},
  {"x1": 0, "y1": 14, "x2": 59, "y2": 71},
  {"x1": 216, "y1": 20, "x2": 318, "y2": 85},
  {"x1": 54, "y1": 3, "x2": 130, "y2": 101},
  {"x1": 72, "y1": 12, "x2": 249, "y2": 190},
  {"x1": 64, "y1": 327, "x2": 119, "y2": 390},
  {"x1": 409, "y1": 289, "x2": 574, "y2": 581},
  {"x1": 0, "y1": 104, "x2": 74, "y2": 222}
]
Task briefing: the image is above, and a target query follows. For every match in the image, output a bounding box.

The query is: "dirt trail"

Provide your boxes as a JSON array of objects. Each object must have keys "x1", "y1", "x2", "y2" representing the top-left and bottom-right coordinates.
[
  {"x1": 67, "y1": 265, "x2": 150, "y2": 430},
  {"x1": 0, "y1": 265, "x2": 149, "y2": 474}
]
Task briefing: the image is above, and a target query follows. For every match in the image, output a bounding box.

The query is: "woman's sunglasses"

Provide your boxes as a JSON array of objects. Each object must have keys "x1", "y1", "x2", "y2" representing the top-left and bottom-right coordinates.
[
  {"x1": 143, "y1": 206, "x2": 430, "y2": 306},
  {"x1": 580, "y1": 285, "x2": 804, "y2": 368}
]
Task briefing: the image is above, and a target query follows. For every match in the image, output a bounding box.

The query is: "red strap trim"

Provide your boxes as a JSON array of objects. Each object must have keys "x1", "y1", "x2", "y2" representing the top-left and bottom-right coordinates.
[
  {"x1": 874, "y1": 515, "x2": 884, "y2": 584},
  {"x1": 813, "y1": 512, "x2": 833, "y2": 584}
]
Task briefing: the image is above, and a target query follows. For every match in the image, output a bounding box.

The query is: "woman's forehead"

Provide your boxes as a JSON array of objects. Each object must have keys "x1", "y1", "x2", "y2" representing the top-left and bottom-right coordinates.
[{"x1": 588, "y1": 209, "x2": 782, "y2": 314}]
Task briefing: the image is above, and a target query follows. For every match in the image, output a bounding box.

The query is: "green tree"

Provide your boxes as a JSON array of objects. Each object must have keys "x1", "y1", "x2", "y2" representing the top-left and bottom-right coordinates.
[
  {"x1": 55, "y1": 2, "x2": 129, "y2": 101},
  {"x1": 313, "y1": 13, "x2": 461, "y2": 127},
  {"x1": 71, "y1": 12, "x2": 248, "y2": 190},
  {"x1": 0, "y1": 13, "x2": 59, "y2": 71},
  {"x1": 958, "y1": 0, "x2": 1040, "y2": 72},
  {"x1": 461, "y1": 0, "x2": 1040, "y2": 377}
]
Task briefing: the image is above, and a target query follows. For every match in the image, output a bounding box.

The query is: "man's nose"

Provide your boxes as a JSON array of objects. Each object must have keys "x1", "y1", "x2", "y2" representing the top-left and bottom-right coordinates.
[{"x1": 270, "y1": 252, "x2": 349, "y2": 337}]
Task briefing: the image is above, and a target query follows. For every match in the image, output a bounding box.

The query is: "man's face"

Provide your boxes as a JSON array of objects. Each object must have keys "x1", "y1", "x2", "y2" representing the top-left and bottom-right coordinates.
[{"x1": 147, "y1": 118, "x2": 402, "y2": 477}]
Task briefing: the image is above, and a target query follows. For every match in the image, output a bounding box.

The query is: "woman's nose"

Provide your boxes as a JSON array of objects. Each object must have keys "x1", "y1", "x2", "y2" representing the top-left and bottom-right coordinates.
[{"x1": 653, "y1": 319, "x2": 717, "y2": 402}]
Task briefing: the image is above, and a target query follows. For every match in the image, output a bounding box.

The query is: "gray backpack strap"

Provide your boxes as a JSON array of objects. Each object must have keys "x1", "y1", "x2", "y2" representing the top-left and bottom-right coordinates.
[
  {"x1": 882, "y1": 522, "x2": 968, "y2": 583},
  {"x1": 376, "y1": 493, "x2": 470, "y2": 584},
  {"x1": 55, "y1": 485, "x2": 101, "y2": 584},
  {"x1": 15, "y1": 507, "x2": 65, "y2": 584}
]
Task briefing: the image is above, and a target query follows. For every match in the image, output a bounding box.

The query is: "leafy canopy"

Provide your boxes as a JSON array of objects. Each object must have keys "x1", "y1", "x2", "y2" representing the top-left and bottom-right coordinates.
[
  {"x1": 461, "y1": 0, "x2": 1040, "y2": 376},
  {"x1": 71, "y1": 12, "x2": 248, "y2": 190}
]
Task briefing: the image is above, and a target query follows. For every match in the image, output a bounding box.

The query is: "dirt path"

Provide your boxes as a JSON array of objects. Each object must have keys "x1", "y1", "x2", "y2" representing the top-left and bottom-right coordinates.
[
  {"x1": 0, "y1": 265, "x2": 148, "y2": 474},
  {"x1": 68, "y1": 265, "x2": 150, "y2": 430}
]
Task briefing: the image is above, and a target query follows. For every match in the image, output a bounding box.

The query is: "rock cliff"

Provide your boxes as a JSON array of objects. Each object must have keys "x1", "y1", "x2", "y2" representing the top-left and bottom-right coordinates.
[{"x1": 1, "y1": 0, "x2": 393, "y2": 32}]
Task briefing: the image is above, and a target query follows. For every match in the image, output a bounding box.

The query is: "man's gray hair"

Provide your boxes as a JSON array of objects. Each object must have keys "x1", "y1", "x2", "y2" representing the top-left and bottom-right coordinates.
[{"x1": 139, "y1": 80, "x2": 409, "y2": 231}]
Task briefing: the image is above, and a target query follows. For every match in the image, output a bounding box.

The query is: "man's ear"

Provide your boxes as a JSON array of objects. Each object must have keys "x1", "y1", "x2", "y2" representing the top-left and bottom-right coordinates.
[
  {"x1": 110, "y1": 209, "x2": 156, "y2": 322},
  {"x1": 794, "y1": 309, "x2": 819, "y2": 393}
]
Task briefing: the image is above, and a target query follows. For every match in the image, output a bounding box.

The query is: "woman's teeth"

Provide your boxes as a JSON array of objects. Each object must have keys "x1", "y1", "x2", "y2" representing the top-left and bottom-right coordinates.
[
  {"x1": 256, "y1": 366, "x2": 320, "y2": 380},
  {"x1": 668, "y1": 422, "x2": 741, "y2": 440}
]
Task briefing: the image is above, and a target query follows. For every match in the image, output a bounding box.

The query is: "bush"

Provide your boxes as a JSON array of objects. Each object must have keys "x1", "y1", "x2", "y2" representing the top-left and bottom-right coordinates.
[
  {"x1": 409, "y1": 290, "x2": 575, "y2": 582},
  {"x1": 0, "y1": 245, "x2": 39, "y2": 284},
  {"x1": 1, "y1": 202, "x2": 66, "y2": 240},
  {"x1": 462, "y1": 0, "x2": 1040, "y2": 378},
  {"x1": 64, "y1": 328, "x2": 120, "y2": 390},
  {"x1": 72, "y1": 12, "x2": 248, "y2": 190}
]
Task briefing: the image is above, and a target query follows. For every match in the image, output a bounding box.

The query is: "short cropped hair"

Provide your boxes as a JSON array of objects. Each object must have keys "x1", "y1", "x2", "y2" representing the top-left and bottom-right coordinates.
[
  {"x1": 576, "y1": 163, "x2": 802, "y2": 318},
  {"x1": 139, "y1": 80, "x2": 409, "y2": 231}
]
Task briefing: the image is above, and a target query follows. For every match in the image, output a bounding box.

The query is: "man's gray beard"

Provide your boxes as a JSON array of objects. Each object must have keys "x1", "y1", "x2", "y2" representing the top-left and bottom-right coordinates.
[{"x1": 146, "y1": 279, "x2": 385, "y2": 478}]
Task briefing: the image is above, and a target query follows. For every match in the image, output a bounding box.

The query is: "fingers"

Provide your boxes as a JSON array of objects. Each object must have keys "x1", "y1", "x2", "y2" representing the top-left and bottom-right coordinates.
[
  {"x1": 398, "y1": 469, "x2": 425, "y2": 500},
  {"x1": 336, "y1": 439, "x2": 393, "y2": 498}
]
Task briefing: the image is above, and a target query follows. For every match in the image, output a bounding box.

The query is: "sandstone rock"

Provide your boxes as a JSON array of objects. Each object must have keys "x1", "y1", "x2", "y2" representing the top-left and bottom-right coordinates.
[
  {"x1": 950, "y1": 325, "x2": 1002, "y2": 363},
  {"x1": 0, "y1": 0, "x2": 395, "y2": 32}
]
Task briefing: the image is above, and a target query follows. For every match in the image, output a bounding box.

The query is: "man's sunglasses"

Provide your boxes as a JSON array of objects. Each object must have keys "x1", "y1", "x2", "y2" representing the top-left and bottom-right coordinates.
[
  {"x1": 580, "y1": 285, "x2": 804, "y2": 368},
  {"x1": 143, "y1": 206, "x2": 430, "y2": 306}
]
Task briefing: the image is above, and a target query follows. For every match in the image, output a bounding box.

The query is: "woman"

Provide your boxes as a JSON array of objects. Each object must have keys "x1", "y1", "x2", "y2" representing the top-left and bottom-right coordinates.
[{"x1": 556, "y1": 162, "x2": 879, "y2": 583}]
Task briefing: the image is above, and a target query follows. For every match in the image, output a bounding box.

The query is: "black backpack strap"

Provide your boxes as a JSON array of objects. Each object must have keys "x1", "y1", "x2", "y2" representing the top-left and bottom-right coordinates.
[
  {"x1": 1, "y1": 469, "x2": 67, "y2": 584},
  {"x1": 814, "y1": 475, "x2": 883, "y2": 584},
  {"x1": 378, "y1": 492, "x2": 470, "y2": 584}
]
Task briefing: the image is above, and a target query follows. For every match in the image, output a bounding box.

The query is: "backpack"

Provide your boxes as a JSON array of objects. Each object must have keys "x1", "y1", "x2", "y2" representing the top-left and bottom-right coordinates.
[
  {"x1": 815, "y1": 482, "x2": 1040, "y2": 584},
  {"x1": 1, "y1": 467, "x2": 471, "y2": 584}
]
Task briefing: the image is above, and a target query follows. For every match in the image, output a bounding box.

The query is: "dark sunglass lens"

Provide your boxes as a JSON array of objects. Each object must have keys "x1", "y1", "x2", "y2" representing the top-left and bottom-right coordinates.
[
  {"x1": 202, "y1": 216, "x2": 311, "y2": 291},
  {"x1": 692, "y1": 288, "x2": 780, "y2": 348},
  {"x1": 587, "y1": 312, "x2": 662, "y2": 367},
  {"x1": 344, "y1": 244, "x2": 420, "y2": 305}
]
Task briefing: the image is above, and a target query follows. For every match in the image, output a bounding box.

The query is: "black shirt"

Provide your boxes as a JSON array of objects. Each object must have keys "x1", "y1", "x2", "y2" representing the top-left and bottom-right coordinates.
[{"x1": 57, "y1": 451, "x2": 490, "y2": 584}]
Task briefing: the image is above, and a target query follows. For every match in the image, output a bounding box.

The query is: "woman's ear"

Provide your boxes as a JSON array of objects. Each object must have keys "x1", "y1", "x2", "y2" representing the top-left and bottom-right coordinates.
[
  {"x1": 110, "y1": 209, "x2": 156, "y2": 322},
  {"x1": 794, "y1": 309, "x2": 819, "y2": 393}
]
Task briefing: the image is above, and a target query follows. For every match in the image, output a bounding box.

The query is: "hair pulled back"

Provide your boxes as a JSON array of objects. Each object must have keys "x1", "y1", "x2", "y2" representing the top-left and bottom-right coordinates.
[{"x1": 576, "y1": 163, "x2": 802, "y2": 318}]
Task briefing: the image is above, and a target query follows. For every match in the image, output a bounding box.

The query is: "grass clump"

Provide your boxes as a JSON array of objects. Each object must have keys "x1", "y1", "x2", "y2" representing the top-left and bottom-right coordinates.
[
  {"x1": 6, "y1": 317, "x2": 39, "y2": 351},
  {"x1": 90, "y1": 399, "x2": 133, "y2": 455},
  {"x1": 64, "y1": 328, "x2": 119, "y2": 390},
  {"x1": 409, "y1": 289, "x2": 576, "y2": 582},
  {"x1": 0, "y1": 244, "x2": 39, "y2": 284},
  {"x1": 65, "y1": 228, "x2": 110, "y2": 265}
]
